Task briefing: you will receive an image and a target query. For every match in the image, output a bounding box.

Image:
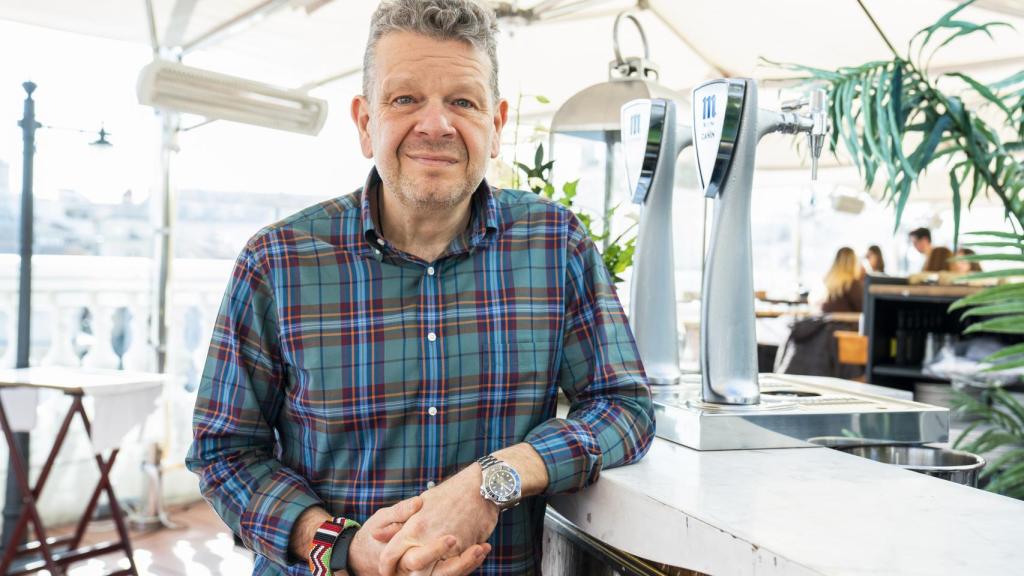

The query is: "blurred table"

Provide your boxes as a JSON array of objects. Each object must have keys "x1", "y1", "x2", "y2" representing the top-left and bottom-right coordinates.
[{"x1": 0, "y1": 367, "x2": 165, "y2": 576}]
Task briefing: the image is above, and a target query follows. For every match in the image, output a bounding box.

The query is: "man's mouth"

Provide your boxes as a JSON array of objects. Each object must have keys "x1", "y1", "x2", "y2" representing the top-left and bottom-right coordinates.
[{"x1": 406, "y1": 153, "x2": 460, "y2": 167}]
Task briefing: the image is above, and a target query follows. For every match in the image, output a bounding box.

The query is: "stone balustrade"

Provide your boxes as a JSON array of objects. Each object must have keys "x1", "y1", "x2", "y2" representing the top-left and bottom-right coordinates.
[{"x1": 0, "y1": 254, "x2": 233, "y2": 523}]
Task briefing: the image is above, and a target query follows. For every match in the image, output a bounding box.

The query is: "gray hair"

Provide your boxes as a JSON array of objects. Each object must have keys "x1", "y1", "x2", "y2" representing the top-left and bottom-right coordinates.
[{"x1": 363, "y1": 0, "x2": 501, "y2": 104}]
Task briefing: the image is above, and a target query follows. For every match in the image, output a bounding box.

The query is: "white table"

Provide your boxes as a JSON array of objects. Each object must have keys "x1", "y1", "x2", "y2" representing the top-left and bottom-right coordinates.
[{"x1": 0, "y1": 367, "x2": 165, "y2": 575}]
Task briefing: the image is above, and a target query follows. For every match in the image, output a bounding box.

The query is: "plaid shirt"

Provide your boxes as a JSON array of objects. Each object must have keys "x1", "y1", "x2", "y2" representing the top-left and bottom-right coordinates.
[{"x1": 187, "y1": 168, "x2": 654, "y2": 575}]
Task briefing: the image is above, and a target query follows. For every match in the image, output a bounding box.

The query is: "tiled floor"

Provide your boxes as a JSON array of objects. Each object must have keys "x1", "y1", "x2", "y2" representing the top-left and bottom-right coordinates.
[{"x1": 50, "y1": 501, "x2": 254, "y2": 575}]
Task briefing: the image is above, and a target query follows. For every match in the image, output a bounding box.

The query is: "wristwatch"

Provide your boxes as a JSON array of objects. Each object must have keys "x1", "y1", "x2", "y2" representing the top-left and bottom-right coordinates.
[{"x1": 477, "y1": 454, "x2": 522, "y2": 511}]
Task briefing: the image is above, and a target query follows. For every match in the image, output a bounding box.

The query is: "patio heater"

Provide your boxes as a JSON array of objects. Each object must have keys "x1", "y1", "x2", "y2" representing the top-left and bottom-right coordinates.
[{"x1": 547, "y1": 12, "x2": 687, "y2": 381}]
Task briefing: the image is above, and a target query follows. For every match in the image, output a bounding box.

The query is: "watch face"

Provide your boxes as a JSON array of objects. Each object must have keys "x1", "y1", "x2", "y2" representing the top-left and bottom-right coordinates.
[{"x1": 485, "y1": 467, "x2": 518, "y2": 501}]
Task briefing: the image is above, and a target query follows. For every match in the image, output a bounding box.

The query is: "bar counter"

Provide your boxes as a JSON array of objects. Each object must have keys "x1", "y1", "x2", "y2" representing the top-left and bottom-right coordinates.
[{"x1": 548, "y1": 381, "x2": 1024, "y2": 575}]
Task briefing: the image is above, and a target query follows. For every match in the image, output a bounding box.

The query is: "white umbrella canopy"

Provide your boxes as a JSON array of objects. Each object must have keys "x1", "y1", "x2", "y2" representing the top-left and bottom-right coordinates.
[
  {"x1": 0, "y1": 0, "x2": 1020, "y2": 202},
  {"x1": 1, "y1": 0, "x2": 1020, "y2": 94}
]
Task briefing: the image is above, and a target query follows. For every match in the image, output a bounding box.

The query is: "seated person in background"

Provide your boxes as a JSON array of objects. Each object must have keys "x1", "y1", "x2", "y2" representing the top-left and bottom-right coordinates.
[
  {"x1": 952, "y1": 247, "x2": 983, "y2": 273},
  {"x1": 923, "y1": 246, "x2": 953, "y2": 272},
  {"x1": 822, "y1": 247, "x2": 864, "y2": 313},
  {"x1": 909, "y1": 227, "x2": 932, "y2": 256},
  {"x1": 865, "y1": 245, "x2": 885, "y2": 274}
]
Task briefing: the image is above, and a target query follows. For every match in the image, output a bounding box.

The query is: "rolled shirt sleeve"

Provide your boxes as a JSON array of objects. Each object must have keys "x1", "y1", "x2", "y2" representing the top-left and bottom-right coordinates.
[
  {"x1": 185, "y1": 239, "x2": 323, "y2": 569},
  {"x1": 525, "y1": 215, "x2": 655, "y2": 495}
]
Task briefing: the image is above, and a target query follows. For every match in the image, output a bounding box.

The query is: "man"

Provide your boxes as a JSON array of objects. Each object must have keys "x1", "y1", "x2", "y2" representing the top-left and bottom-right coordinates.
[
  {"x1": 909, "y1": 227, "x2": 932, "y2": 257},
  {"x1": 186, "y1": 1, "x2": 654, "y2": 575}
]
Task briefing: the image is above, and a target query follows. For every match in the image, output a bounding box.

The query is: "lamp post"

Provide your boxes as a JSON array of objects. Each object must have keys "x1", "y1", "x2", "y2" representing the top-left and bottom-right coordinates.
[
  {"x1": 15, "y1": 82, "x2": 37, "y2": 371},
  {"x1": 3, "y1": 82, "x2": 39, "y2": 552},
  {"x1": 2, "y1": 82, "x2": 115, "y2": 551}
]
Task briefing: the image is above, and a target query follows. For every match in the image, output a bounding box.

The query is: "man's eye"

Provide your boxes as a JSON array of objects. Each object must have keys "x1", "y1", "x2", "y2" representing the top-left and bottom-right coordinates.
[
  {"x1": 452, "y1": 98, "x2": 475, "y2": 109},
  {"x1": 393, "y1": 96, "x2": 415, "y2": 105}
]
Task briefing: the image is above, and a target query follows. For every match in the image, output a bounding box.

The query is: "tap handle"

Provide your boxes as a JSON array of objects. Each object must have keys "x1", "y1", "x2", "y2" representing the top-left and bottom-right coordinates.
[{"x1": 808, "y1": 88, "x2": 828, "y2": 181}]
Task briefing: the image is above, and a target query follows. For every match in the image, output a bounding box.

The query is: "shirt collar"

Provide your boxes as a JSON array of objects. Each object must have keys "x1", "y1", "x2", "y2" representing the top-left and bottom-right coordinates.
[{"x1": 359, "y1": 167, "x2": 500, "y2": 259}]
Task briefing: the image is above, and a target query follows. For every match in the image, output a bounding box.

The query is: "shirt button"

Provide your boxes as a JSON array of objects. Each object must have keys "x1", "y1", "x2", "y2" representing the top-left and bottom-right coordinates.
[
  {"x1": 427, "y1": 406, "x2": 438, "y2": 416},
  {"x1": 427, "y1": 332, "x2": 437, "y2": 342},
  {"x1": 373, "y1": 249, "x2": 381, "y2": 256},
  {"x1": 427, "y1": 266, "x2": 435, "y2": 276},
  {"x1": 426, "y1": 481, "x2": 436, "y2": 489},
  {"x1": 376, "y1": 236, "x2": 386, "y2": 245}
]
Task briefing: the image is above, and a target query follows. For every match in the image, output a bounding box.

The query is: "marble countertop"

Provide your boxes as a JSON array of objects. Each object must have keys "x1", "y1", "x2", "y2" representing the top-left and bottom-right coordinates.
[{"x1": 549, "y1": 394, "x2": 1024, "y2": 575}]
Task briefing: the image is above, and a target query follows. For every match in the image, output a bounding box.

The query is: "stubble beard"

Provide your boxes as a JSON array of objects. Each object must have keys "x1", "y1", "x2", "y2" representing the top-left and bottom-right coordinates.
[
  {"x1": 390, "y1": 170, "x2": 476, "y2": 211},
  {"x1": 383, "y1": 141, "x2": 481, "y2": 212}
]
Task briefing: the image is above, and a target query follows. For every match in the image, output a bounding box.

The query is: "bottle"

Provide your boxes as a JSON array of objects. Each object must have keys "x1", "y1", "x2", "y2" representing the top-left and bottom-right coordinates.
[{"x1": 895, "y1": 309, "x2": 908, "y2": 366}]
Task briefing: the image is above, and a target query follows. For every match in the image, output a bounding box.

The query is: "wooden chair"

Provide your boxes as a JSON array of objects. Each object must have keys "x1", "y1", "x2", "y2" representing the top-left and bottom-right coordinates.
[{"x1": 834, "y1": 330, "x2": 868, "y2": 382}]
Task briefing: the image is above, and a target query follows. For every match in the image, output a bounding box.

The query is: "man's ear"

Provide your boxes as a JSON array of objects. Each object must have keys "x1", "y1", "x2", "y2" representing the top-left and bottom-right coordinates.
[
  {"x1": 490, "y1": 98, "x2": 509, "y2": 159},
  {"x1": 351, "y1": 95, "x2": 374, "y2": 159}
]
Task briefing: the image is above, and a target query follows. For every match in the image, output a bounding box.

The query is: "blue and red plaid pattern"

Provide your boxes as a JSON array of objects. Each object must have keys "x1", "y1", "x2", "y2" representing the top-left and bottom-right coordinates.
[{"x1": 186, "y1": 168, "x2": 655, "y2": 575}]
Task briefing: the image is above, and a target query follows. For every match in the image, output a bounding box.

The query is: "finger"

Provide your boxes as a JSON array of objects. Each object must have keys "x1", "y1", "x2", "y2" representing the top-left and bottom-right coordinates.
[
  {"x1": 379, "y1": 533, "x2": 426, "y2": 576},
  {"x1": 432, "y1": 543, "x2": 491, "y2": 576},
  {"x1": 372, "y1": 521, "x2": 405, "y2": 543},
  {"x1": 377, "y1": 496, "x2": 423, "y2": 526},
  {"x1": 398, "y1": 535, "x2": 457, "y2": 572}
]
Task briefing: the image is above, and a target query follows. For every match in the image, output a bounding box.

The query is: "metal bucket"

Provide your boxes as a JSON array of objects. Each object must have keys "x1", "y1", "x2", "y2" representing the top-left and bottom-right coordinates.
[{"x1": 837, "y1": 444, "x2": 986, "y2": 487}]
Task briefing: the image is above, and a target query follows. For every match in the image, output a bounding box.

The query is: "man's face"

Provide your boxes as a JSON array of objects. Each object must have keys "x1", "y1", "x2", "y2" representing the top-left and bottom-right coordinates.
[
  {"x1": 911, "y1": 236, "x2": 930, "y2": 254},
  {"x1": 351, "y1": 32, "x2": 508, "y2": 211}
]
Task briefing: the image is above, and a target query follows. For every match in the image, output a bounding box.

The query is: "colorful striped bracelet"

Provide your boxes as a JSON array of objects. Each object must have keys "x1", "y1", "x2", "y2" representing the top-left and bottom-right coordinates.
[{"x1": 308, "y1": 516, "x2": 360, "y2": 576}]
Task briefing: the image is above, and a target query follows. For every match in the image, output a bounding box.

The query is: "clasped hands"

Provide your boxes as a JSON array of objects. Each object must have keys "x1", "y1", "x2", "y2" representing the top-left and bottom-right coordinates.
[{"x1": 346, "y1": 464, "x2": 499, "y2": 576}]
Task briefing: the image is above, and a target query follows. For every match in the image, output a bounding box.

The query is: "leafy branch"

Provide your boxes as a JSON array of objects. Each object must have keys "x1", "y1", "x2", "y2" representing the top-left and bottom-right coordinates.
[
  {"x1": 771, "y1": 0, "x2": 1023, "y2": 243},
  {"x1": 954, "y1": 386, "x2": 1024, "y2": 499},
  {"x1": 516, "y1": 143, "x2": 637, "y2": 283}
]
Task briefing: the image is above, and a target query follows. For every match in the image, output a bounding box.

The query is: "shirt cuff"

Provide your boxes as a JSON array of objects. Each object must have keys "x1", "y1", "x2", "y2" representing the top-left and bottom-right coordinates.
[
  {"x1": 524, "y1": 417, "x2": 602, "y2": 495},
  {"x1": 239, "y1": 468, "x2": 325, "y2": 569}
]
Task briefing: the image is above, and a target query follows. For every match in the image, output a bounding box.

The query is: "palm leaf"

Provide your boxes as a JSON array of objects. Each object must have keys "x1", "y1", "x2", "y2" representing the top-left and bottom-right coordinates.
[
  {"x1": 965, "y1": 230, "x2": 1024, "y2": 240},
  {"x1": 981, "y1": 357, "x2": 1024, "y2": 373},
  {"x1": 957, "y1": 253, "x2": 1024, "y2": 262},
  {"x1": 991, "y1": 70, "x2": 1024, "y2": 90},
  {"x1": 911, "y1": 0, "x2": 978, "y2": 56},
  {"x1": 961, "y1": 269, "x2": 1024, "y2": 281},
  {"x1": 984, "y1": 342, "x2": 1024, "y2": 361},
  {"x1": 949, "y1": 283, "x2": 1024, "y2": 310},
  {"x1": 950, "y1": 69, "x2": 1015, "y2": 118},
  {"x1": 950, "y1": 165, "x2": 964, "y2": 243},
  {"x1": 964, "y1": 314, "x2": 1024, "y2": 334},
  {"x1": 962, "y1": 241, "x2": 1024, "y2": 249},
  {"x1": 960, "y1": 303, "x2": 1024, "y2": 318}
]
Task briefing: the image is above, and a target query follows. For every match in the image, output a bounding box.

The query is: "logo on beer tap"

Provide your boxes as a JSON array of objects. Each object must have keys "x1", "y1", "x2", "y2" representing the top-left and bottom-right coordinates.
[{"x1": 702, "y1": 95, "x2": 717, "y2": 120}]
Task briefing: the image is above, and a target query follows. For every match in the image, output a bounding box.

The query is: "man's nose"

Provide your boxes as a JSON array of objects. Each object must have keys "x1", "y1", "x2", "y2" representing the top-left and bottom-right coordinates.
[{"x1": 415, "y1": 100, "x2": 456, "y2": 138}]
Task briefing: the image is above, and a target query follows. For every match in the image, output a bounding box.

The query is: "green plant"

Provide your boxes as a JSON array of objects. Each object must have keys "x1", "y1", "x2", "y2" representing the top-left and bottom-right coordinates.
[
  {"x1": 951, "y1": 386, "x2": 1024, "y2": 499},
  {"x1": 515, "y1": 143, "x2": 637, "y2": 283},
  {"x1": 947, "y1": 230, "x2": 1024, "y2": 497},
  {"x1": 510, "y1": 92, "x2": 551, "y2": 191},
  {"x1": 782, "y1": 0, "x2": 1024, "y2": 498},
  {"x1": 773, "y1": 0, "x2": 1023, "y2": 239}
]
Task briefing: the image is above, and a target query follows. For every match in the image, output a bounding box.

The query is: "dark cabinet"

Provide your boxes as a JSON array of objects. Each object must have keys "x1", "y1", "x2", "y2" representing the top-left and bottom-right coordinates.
[{"x1": 862, "y1": 276, "x2": 984, "y2": 391}]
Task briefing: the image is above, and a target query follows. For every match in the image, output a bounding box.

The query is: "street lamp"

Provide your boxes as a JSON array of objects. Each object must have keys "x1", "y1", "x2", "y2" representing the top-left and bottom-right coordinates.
[{"x1": 3, "y1": 81, "x2": 113, "y2": 551}]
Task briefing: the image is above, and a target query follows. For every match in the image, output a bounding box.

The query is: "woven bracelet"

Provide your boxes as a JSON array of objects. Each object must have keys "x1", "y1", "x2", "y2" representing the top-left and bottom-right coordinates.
[{"x1": 307, "y1": 516, "x2": 360, "y2": 576}]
